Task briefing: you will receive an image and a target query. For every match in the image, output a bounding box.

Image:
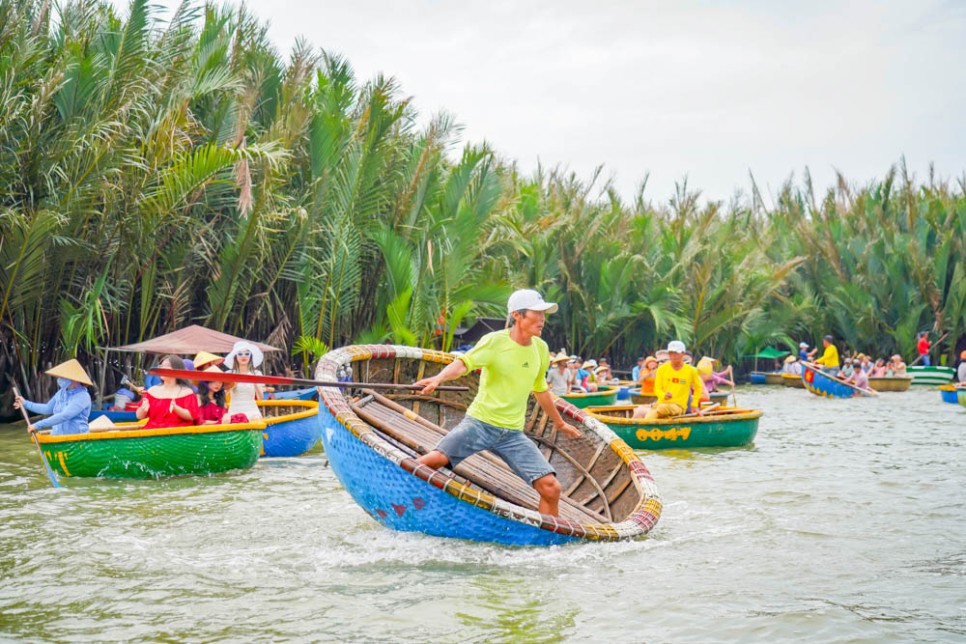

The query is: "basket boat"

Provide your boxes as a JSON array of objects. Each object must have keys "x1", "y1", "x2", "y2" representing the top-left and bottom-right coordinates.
[
  {"x1": 939, "y1": 384, "x2": 960, "y2": 404},
  {"x1": 629, "y1": 388, "x2": 657, "y2": 405},
  {"x1": 88, "y1": 404, "x2": 138, "y2": 423},
  {"x1": 34, "y1": 420, "x2": 264, "y2": 479},
  {"x1": 316, "y1": 345, "x2": 662, "y2": 546},
  {"x1": 268, "y1": 386, "x2": 317, "y2": 401},
  {"x1": 866, "y1": 376, "x2": 912, "y2": 392},
  {"x1": 258, "y1": 400, "x2": 322, "y2": 457},
  {"x1": 908, "y1": 366, "x2": 955, "y2": 386},
  {"x1": 587, "y1": 404, "x2": 762, "y2": 450},
  {"x1": 763, "y1": 372, "x2": 784, "y2": 385},
  {"x1": 802, "y1": 364, "x2": 876, "y2": 399},
  {"x1": 781, "y1": 372, "x2": 805, "y2": 388},
  {"x1": 561, "y1": 386, "x2": 619, "y2": 409}
]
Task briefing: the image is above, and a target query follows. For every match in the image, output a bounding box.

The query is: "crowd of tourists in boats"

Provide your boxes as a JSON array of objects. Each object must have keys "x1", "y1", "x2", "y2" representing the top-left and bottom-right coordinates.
[
  {"x1": 10, "y1": 287, "x2": 966, "y2": 545},
  {"x1": 13, "y1": 341, "x2": 275, "y2": 436}
]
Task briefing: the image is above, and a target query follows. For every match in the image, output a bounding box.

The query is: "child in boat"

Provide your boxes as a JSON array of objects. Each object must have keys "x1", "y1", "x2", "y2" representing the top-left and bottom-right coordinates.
[
  {"x1": 638, "y1": 356, "x2": 659, "y2": 394},
  {"x1": 14, "y1": 359, "x2": 93, "y2": 436},
  {"x1": 136, "y1": 355, "x2": 201, "y2": 429},
  {"x1": 197, "y1": 366, "x2": 228, "y2": 424},
  {"x1": 890, "y1": 354, "x2": 907, "y2": 376}
]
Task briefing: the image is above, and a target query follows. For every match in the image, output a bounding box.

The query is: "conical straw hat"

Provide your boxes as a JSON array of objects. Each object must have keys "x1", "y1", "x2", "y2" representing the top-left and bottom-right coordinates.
[
  {"x1": 193, "y1": 351, "x2": 225, "y2": 370},
  {"x1": 550, "y1": 351, "x2": 569, "y2": 364},
  {"x1": 45, "y1": 359, "x2": 93, "y2": 386}
]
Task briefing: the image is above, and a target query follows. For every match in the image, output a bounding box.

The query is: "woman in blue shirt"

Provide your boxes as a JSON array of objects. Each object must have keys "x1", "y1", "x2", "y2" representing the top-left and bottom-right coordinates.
[{"x1": 14, "y1": 359, "x2": 92, "y2": 435}]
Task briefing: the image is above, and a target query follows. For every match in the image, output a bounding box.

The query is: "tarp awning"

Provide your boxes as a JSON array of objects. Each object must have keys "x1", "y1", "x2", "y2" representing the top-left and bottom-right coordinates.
[
  {"x1": 102, "y1": 325, "x2": 281, "y2": 355},
  {"x1": 741, "y1": 347, "x2": 790, "y2": 360}
]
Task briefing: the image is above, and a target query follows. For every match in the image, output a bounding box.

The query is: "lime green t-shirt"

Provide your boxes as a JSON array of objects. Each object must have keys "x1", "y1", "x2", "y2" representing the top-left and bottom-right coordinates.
[{"x1": 460, "y1": 330, "x2": 550, "y2": 429}]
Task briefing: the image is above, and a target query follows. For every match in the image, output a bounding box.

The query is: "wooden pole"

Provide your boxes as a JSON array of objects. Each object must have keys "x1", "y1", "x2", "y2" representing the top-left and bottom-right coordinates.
[{"x1": 12, "y1": 387, "x2": 62, "y2": 489}]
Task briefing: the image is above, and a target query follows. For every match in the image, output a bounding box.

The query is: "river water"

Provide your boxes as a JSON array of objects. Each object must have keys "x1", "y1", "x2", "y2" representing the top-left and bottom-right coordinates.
[{"x1": 1, "y1": 385, "x2": 963, "y2": 642}]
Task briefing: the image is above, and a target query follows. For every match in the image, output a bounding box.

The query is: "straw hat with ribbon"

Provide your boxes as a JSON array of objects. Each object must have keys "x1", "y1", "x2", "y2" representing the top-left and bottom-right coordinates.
[
  {"x1": 193, "y1": 351, "x2": 224, "y2": 370},
  {"x1": 224, "y1": 340, "x2": 264, "y2": 369},
  {"x1": 580, "y1": 359, "x2": 597, "y2": 370},
  {"x1": 45, "y1": 359, "x2": 93, "y2": 386}
]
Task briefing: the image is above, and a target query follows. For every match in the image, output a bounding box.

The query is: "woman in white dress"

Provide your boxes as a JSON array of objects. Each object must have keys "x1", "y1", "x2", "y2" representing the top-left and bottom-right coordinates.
[{"x1": 223, "y1": 340, "x2": 265, "y2": 422}]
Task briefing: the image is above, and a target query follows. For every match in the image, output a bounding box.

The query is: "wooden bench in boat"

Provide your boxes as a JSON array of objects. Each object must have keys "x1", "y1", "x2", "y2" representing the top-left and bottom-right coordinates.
[{"x1": 351, "y1": 391, "x2": 610, "y2": 525}]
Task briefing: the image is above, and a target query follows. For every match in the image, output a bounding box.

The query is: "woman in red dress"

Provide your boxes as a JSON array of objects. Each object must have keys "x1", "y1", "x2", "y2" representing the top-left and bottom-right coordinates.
[{"x1": 136, "y1": 355, "x2": 201, "y2": 429}]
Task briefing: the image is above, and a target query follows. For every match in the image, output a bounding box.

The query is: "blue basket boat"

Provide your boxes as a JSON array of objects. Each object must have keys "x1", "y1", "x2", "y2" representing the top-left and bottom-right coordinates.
[
  {"x1": 938, "y1": 385, "x2": 959, "y2": 404},
  {"x1": 257, "y1": 400, "x2": 321, "y2": 457},
  {"x1": 316, "y1": 345, "x2": 662, "y2": 546},
  {"x1": 88, "y1": 404, "x2": 138, "y2": 423},
  {"x1": 268, "y1": 386, "x2": 317, "y2": 401},
  {"x1": 802, "y1": 363, "x2": 877, "y2": 399}
]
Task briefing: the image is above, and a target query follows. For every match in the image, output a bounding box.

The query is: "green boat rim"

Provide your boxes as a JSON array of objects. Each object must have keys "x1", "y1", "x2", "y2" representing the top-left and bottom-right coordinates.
[
  {"x1": 35, "y1": 419, "x2": 267, "y2": 444},
  {"x1": 586, "y1": 404, "x2": 763, "y2": 425},
  {"x1": 561, "y1": 386, "x2": 620, "y2": 399}
]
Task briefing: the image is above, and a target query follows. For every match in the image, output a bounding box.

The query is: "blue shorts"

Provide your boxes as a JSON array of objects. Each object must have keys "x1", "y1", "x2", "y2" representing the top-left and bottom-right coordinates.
[{"x1": 434, "y1": 416, "x2": 555, "y2": 484}]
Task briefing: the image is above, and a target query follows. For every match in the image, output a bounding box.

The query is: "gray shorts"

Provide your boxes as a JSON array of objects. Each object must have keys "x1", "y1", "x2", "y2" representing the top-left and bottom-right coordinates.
[{"x1": 434, "y1": 416, "x2": 555, "y2": 484}]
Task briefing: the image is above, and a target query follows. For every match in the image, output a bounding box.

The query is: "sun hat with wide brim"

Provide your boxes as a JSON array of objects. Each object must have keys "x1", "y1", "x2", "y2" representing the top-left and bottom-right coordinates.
[
  {"x1": 224, "y1": 341, "x2": 264, "y2": 368},
  {"x1": 784, "y1": 355, "x2": 797, "y2": 364},
  {"x1": 644, "y1": 356, "x2": 658, "y2": 367},
  {"x1": 550, "y1": 351, "x2": 569, "y2": 364},
  {"x1": 580, "y1": 360, "x2": 597, "y2": 370},
  {"x1": 193, "y1": 351, "x2": 224, "y2": 370},
  {"x1": 46, "y1": 359, "x2": 93, "y2": 386}
]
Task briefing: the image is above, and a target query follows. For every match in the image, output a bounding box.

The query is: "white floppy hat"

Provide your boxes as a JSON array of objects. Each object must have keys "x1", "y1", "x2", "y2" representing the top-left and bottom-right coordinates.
[
  {"x1": 507, "y1": 289, "x2": 558, "y2": 315},
  {"x1": 667, "y1": 340, "x2": 687, "y2": 353},
  {"x1": 224, "y1": 340, "x2": 264, "y2": 368}
]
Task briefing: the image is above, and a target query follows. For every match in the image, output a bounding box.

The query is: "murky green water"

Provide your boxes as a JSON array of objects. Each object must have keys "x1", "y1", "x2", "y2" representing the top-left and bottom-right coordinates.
[{"x1": 1, "y1": 386, "x2": 963, "y2": 642}]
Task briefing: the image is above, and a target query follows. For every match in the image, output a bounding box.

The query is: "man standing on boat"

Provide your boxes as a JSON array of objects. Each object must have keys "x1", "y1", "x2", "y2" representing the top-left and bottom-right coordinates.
[
  {"x1": 813, "y1": 335, "x2": 840, "y2": 376},
  {"x1": 414, "y1": 289, "x2": 582, "y2": 517}
]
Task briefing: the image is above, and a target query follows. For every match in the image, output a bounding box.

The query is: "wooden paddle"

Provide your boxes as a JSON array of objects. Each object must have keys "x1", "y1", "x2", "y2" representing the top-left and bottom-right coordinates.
[
  {"x1": 148, "y1": 368, "x2": 470, "y2": 392},
  {"x1": 12, "y1": 387, "x2": 62, "y2": 489},
  {"x1": 676, "y1": 403, "x2": 721, "y2": 419}
]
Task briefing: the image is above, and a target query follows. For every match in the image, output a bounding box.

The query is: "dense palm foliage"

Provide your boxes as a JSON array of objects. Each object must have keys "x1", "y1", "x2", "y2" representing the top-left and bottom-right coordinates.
[{"x1": 1, "y1": 0, "x2": 964, "y2": 409}]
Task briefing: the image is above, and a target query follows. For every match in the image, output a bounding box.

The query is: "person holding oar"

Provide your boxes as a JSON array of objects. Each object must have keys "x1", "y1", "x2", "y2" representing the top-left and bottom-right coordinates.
[
  {"x1": 412, "y1": 289, "x2": 582, "y2": 518},
  {"x1": 13, "y1": 359, "x2": 93, "y2": 436}
]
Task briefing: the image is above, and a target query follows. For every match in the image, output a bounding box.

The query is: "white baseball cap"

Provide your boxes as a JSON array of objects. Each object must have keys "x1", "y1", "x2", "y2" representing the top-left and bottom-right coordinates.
[
  {"x1": 507, "y1": 289, "x2": 558, "y2": 315},
  {"x1": 799, "y1": 342, "x2": 809, "y2": 348},
  {"x1": 667, "y1": 340, "x2": 687, "y2": 353}
]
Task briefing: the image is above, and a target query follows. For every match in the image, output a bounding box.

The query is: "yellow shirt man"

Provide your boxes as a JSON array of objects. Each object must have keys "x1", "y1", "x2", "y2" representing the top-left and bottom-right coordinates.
[
  {"x1": 815, "y1": 343, "x2": 840, "y2": 369},
  {"x1": 645, "y1": 360, "x2": 706, "y2": 419}
]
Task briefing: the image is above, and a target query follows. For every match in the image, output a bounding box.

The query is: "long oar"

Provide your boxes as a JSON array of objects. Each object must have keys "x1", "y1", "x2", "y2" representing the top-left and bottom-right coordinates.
[
  {"x1": 148, "y1": 368, "x2": 470, "y2": 392},
  {"x1": 12, "y1": 387, "x2": 62, "y2": 489}
]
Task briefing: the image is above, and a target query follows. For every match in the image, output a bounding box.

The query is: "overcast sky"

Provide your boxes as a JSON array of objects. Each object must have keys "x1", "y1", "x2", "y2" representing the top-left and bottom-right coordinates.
[{"x1": 134, "y1": 0, "x2": 965, "y2": 204}]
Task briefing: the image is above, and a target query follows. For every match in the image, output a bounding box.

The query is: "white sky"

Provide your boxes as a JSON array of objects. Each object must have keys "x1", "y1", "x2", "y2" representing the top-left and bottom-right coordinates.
[{"x1": 135, "y1": 0, "x2": 966, "y2": 204}]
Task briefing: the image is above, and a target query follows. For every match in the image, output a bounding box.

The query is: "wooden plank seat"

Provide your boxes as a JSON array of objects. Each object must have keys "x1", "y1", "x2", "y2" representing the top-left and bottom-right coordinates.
[{"x1": 351, "y1": 391, "x2": 608, "y2": 525}]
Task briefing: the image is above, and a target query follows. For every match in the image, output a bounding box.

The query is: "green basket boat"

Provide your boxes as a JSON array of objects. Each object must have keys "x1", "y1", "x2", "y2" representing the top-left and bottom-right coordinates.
[
  {"x1": 34, "y1": 420, "x2": 265, "y2": 479},
  {"x1": 586, "y1": 404, "x2": 762, "y2": 450},
  {"x1": 561, "y1": 386, "x2": 619, "y2": 409}
]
